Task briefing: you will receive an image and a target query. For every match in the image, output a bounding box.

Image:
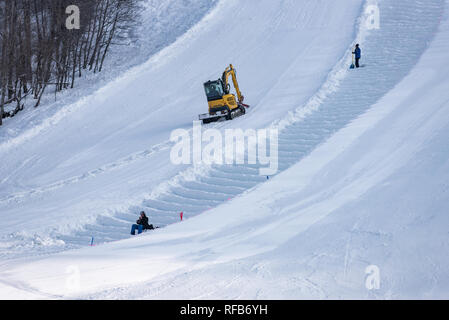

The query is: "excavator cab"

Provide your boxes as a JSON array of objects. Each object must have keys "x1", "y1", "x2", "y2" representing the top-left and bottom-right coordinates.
[
  {"x1": 199, "y1": 64, "x2": 249, "y2": 124},
  {"x1": 204, "y1": 80, "x2": 225, "y2": 102}
]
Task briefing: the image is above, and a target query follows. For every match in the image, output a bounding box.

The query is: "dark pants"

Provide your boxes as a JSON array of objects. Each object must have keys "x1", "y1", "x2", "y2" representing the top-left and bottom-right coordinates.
[
  {"x1": 355, "y1": 58, "x2": 360, "y2": 68},
  {"x1": 131, "y1": 224, "x2": 143, "y2": 235}
]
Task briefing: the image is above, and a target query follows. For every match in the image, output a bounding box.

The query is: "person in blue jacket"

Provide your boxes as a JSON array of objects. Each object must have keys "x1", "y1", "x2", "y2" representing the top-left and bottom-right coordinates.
[{"x1": 353, "y1": 44, "x2": 361, "y2": 68}]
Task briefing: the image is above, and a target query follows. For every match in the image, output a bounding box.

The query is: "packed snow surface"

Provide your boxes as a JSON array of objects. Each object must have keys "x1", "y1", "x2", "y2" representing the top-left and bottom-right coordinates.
[{"x1": 0, "y1": 0, "x2": 448, "y2": 299}]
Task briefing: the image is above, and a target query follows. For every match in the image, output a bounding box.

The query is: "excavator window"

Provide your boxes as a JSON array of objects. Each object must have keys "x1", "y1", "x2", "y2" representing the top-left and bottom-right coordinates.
[{"x1": 204, "y1": 81, "x2": 224, "y2": 101}]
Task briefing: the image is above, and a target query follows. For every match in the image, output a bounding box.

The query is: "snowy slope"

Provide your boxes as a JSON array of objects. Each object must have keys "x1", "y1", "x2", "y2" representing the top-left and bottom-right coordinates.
[
  {"x1": 0, "y1": 0, "x2": 363, "y2": 257},
  {"x1": 1, "y1": 0, "x2": 448, "y2": 299},
  {"x1": 0, "y1": 0, "x2": 219, "y2": 144}
]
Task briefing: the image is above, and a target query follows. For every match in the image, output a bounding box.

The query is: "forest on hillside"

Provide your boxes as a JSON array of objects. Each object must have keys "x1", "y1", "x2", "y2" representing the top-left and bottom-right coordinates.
[{"x1": 0, "y1": 0, "x2": 140, "y2": 125}]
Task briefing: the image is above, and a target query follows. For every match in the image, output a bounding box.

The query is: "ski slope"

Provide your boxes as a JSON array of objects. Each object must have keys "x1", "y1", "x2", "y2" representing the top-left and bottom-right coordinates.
[
  {"x1": 0, "y1": 0, "x2": 363, "y2": 257},
  {"x1": 1, "y1": 0, "x2": 449, "y2": 299}
]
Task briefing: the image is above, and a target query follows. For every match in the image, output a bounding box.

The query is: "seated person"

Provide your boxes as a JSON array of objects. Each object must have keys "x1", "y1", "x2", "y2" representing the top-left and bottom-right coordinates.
[{"x1": 130, "y1": 211, "x2": 154, "y2": 235}]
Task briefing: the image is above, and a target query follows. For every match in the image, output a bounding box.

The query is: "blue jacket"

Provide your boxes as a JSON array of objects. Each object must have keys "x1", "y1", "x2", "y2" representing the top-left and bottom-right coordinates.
[{"x1": 353, "y1": 47, "x2": 361, "y2": 59}]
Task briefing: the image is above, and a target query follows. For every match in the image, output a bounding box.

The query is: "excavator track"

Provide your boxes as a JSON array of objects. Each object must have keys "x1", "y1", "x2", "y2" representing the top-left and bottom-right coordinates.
[
  {"x1": 229, "y1": 105, "x2": 246, "y2": 120},
  {"x1": 200, "y1": 104, "x2": 247, "y2": 124}
]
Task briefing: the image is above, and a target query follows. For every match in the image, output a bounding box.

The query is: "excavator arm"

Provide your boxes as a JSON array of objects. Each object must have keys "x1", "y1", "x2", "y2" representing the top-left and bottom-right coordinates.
[{"x1": 222, "y1": 64, "x2": 244, "y2": 103}]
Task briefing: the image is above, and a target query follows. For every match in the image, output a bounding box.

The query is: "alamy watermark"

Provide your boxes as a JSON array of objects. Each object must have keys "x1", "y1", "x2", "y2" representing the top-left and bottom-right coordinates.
[
  {"x1": 365, "y1": 265, "x2": 380, "y2": 290},
  {"x1": 170, "y1": 121, "x2": 279, "y2": 176},
  {"x1": 65, "y1": 5, "x2": 81, "y2": 30},
  {"x1": 65, "y1": 265, "x2": 81, "y2": 293},
  {"x1": 365, "y1": 1, "x2": 380, "y2": 30}
]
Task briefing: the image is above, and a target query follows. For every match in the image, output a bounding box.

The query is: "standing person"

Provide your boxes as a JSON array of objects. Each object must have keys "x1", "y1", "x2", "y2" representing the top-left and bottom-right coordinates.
[
  {"x1": 130, "y1": 211, "x2": 154, "y2": 235},
  {"x1": 353, "y1": 44, "x2": 362, "y2": 68}
]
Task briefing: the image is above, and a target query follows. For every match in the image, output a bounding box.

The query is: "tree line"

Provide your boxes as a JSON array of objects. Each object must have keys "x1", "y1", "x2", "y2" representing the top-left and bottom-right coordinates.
[{"x1": 0, "y1": 0, "x2": 140, "y2": 125}]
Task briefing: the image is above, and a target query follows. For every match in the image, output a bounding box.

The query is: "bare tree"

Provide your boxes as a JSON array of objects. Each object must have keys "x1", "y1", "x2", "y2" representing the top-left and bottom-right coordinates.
[{"x1": 0, "y1": 0, "x2": 140, "y2": 125}]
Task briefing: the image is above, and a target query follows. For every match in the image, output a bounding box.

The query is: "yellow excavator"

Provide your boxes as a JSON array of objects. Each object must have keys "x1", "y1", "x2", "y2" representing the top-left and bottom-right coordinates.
[{"x1": 199, "y1": 64, "x2": 250, "y2": 124}]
